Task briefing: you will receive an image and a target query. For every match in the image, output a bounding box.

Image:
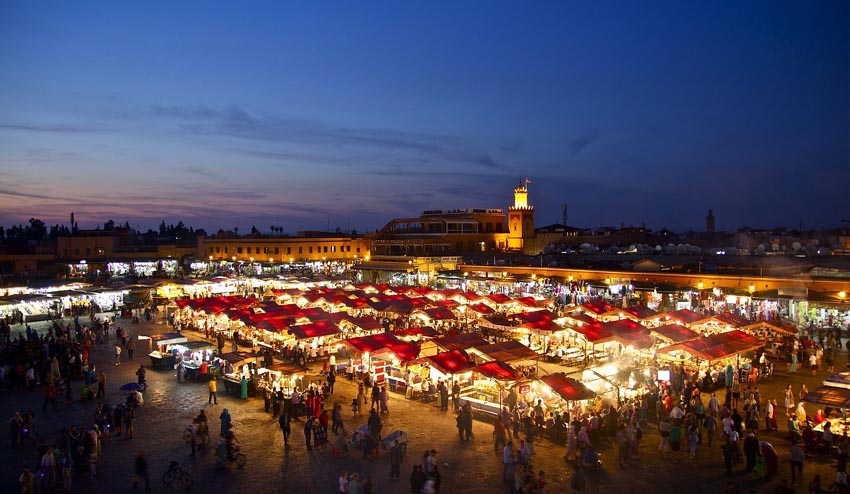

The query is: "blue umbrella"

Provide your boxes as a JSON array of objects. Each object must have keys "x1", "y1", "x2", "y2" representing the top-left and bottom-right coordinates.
[{"x1": 119, "y1": 382, "x2": 143, "y2": 392}]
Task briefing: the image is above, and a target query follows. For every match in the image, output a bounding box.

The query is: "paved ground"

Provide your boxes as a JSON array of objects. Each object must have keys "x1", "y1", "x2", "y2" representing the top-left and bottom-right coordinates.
[{"x1": 2, "y1": 315, "x2": 845, "y2": 493}]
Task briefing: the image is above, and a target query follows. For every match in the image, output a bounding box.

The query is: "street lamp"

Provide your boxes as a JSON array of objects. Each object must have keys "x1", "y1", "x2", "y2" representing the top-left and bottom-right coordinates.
[{"x1": 840, "y1": 291, "x2": 847, "y2": 300}]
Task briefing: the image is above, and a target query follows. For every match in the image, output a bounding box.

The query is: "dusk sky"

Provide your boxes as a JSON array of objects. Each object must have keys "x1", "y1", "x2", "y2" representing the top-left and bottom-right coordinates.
[{"x1": 1, "y1": 1, "x2": 847, "y2": 234}]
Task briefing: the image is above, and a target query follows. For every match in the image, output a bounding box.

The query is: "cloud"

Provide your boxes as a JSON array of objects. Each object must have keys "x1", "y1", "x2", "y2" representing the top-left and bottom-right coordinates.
[
  {"x1": 149, "y1": 104, "x2": 507, "y2": 170},
  {"x1": 569, "y1": 129, "x2": 600, "y2": 154},
  {"x1": 0, "y1": 188, "x2": 58, "y2": 200},
  {"x1": 472, "y1": 155, "x2": 503, "y2": 168},
  {"x1": 182, "y1": 165, "x2": 221, "y2": 180},
  {"x1": 0, "y1": 122, "x2": 102, "y2": 133}
]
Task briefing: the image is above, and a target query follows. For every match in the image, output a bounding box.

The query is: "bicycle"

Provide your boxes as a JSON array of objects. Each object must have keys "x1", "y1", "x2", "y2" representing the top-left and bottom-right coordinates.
[{"x1": 162, "y1": 460, "x2": 193, "y2": 489}]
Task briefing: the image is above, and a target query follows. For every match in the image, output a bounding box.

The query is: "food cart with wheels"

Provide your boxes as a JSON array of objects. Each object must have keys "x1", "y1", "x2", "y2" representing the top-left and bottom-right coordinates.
[
  {"x1": 217, "y1": 351, "x2": 259, "y2": 397},
  {"x1": 176, "y1": 340, "x2": 218, "y2": 380},
  {"x1": 141, "y1": 333, "x2": 188, "y2": 370}
]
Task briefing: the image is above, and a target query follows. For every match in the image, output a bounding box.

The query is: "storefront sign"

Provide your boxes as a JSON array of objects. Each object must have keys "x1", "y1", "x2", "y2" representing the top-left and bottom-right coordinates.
[{"x1": 518, "y1": 384, "x2": 530, "y2": 394}]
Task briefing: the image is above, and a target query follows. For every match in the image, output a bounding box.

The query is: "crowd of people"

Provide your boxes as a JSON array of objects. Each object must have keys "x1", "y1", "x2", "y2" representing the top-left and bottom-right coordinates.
[{"x1": 2, "y1": 312, "x2": 156, "y2": 494}]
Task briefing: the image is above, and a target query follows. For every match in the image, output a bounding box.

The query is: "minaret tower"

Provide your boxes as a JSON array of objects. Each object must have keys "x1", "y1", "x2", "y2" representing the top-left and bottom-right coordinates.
[{"x1": 507, "y1": 177, "x2": 535, "y2": 251}]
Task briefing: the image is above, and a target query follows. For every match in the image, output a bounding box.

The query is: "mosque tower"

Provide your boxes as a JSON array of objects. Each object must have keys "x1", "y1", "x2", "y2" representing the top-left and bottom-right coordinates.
[{"x1": 507, "y1": 178, "x2": 535, "y2": 251}]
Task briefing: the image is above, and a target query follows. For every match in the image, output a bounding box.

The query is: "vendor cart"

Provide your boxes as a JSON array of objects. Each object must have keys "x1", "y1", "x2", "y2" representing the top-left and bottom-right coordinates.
[{"x1": 380, "y1": 429, "x2": 408, "y2": 454}]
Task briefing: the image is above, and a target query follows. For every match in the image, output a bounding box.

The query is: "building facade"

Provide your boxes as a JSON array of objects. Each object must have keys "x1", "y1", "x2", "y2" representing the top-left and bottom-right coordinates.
[{"x1": 198, "y1": 233, "x2": 370, "y2": 263}]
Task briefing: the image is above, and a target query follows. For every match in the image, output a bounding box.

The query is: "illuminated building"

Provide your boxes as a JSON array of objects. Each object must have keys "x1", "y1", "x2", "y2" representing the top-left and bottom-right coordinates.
[{"x1": 507, "y1": 178, "x2": 535, "y2": 252}]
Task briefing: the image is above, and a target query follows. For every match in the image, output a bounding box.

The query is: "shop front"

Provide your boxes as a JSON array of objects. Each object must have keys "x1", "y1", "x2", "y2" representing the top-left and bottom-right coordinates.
[
  {"x1": 176, "y1": 340, "x2": 217, "y2": 380},
  {"x1": 217, "y1": 352, "x2": 259, "y2": 398},
  {"x1": 141, "y1": 333, "x2": 188, "y2": 370},
  {"x1": 462, "y1": 360, "x2": 518, "y2": 416}
]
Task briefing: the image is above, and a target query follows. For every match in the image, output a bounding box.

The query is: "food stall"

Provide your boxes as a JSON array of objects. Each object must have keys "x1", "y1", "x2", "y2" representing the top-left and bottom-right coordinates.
[
  {"x1": 805, "y1": 386, "x2": 850, "y2": 436},
  {"x1": 256, "y1": 362, "x2": 305, "y2": 398},
  {"x1": 408, "y1": 350, "x2": 475, "y2": 404},
  {"x1": 418, "y1": 333, "x2": 488, "y2": 358},
  {"x1": 655, "y1": 330, "x2": 764, "y2": 387},
  {"x1": 176, "y1": 340, "x2": 218, "y2": 380},
  {"x1": 217, "y1": 351, "x2": 259, "y2": 398},
  {"x1": 468, "y1": 340, "x2": 539, "y2": 380},
  {"x1": 142, "y1": 333, "x2": 188, "y2": 370},
  {"x1": 531, "y1": 372, "x2": 596, "y2": 416},
  {"x1": 462, "y1": 360, "x2": 519, "y2": 416}
]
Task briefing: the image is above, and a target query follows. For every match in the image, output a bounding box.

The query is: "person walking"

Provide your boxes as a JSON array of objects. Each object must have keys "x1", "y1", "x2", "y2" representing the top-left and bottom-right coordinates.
[
  {"x1": 451, "y1": 381, "x2": 461, "y2": 411},
  {"x1": 114, "y1": 343, "x2": 122, "y2": 365},
  {"x1": 789, "y1": 441, "x2": 804, "y2": 486},
  {"x1": 279, "y1": 410, "x2": 291, "y2": 448},
  {"x1": 327, "y1": 368, "x2": 336, "y2": 395},
  {"x1": 131, "y1": 451, "x2": 150, "y2": 493},
  {"x1": 379, "y1": 386, "x2": 389, "y2": 414},
  {"x1": 332, "y1": 404, "x2": 343, "y2": 435},
  {"x1": 304, "y1": 417, "x2": 314, "y2": 449},
  {"x1": 338, "y1": 470, "x2": 349, "y2": 494},
  {"x1": 389, "y1": 439, "x2": 403, "y2": 480},
  {"x1": 685, "y1": 421, "x2": 699, "y2": 458},
  {"x1": 208, "y1": 377, "x2": 218, "y2": 404},
  {"x1": 42, "y1": 382, "x2": 57, "y2": 413},
  {"x1": 96, "y1": 370, "x2": 106, "y2": 398},
  {"x1": 220, "y1": 408, "x2": 231, "y2": 436}
]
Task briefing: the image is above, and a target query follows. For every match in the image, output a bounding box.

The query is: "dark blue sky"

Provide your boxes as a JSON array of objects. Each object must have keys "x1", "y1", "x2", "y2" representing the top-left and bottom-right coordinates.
[{"x1": 1, "y1": 1, "x2": 847, "y2": 233}]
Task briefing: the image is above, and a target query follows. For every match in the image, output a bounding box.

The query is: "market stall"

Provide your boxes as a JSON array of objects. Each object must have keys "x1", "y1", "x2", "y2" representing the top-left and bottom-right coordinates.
[
  {"x1": 469, "y1": 340, "x2": 538, "y2": 379},
  {"x1": 141, "y1": 333, "x2": 188, "y2": 370},
  {"x1": 462, "y1": 360, "x2": 519, "y2": 416},
  {"x1": 654, "y1": 330, "x2": 764, "y2": 389},
  {"x1": 176, "y1": 340, "x2": 217, "y2": 380},
  {"x1": 407, "y1": 349, "x2": 475, "y2": 404},
  {"x1": 256, "y1": 361, "x2": 305, "y2": 398},
  {"x1": 419, "y1": 333, "x2": 488, "y2": 357},
  {"x1": 217, "y1": 351, "x2": 259, "y2": 397},
  {"x1": 805, "y1": 386, "x2": 850, "y2": 436},
  {"x1": 532, "y1": 372, "x2": 596, "y2": 415},
  {"x1": 344, "y1": 333, "x2": 421, "y2": 393}
]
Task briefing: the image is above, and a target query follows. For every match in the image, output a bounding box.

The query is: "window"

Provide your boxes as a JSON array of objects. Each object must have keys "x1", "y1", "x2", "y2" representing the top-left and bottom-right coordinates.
[
  {"x1": 323, "y1": 246, "x2": 328, "y2": 253},
  {"x1": 286, "y1": 247, "x2": 291, "y2": 254},
  {"x1": 298, "y1": 247, "x2": 302, "y2": 254},
  {"x1": 75, "y1": 249, "x2": 80, "y2": 255},
  {"x1": 309, "y1": 247, "x2": 313, "y2": 253},
  {"x1": 63, "y1": 249, "x2": 69, "y2": 256},
  {"x1": 237, "y1": 247, "x2": 243, "y2": 254},
  {"x1": 224, "y1": 247, "x2": 228, "y2": 254},
  {"x1": 274, "y1": 247, "x2": 279, "y2": 255},
  {"x1": 86, "y1": 248, "x2": 91, "y2": 255},
  {"x1": 346, "y1": 245, "x2": 351, "y2": 252},
  {"x1": 209, "y1": 247, "x2": 214, "y2": 253},
  {"x1": 356, "y1": 247, "x2": 361, "y2": 253},
  {"x1": 331, "y1": 246, "x2": 336, "y2": 253}
]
